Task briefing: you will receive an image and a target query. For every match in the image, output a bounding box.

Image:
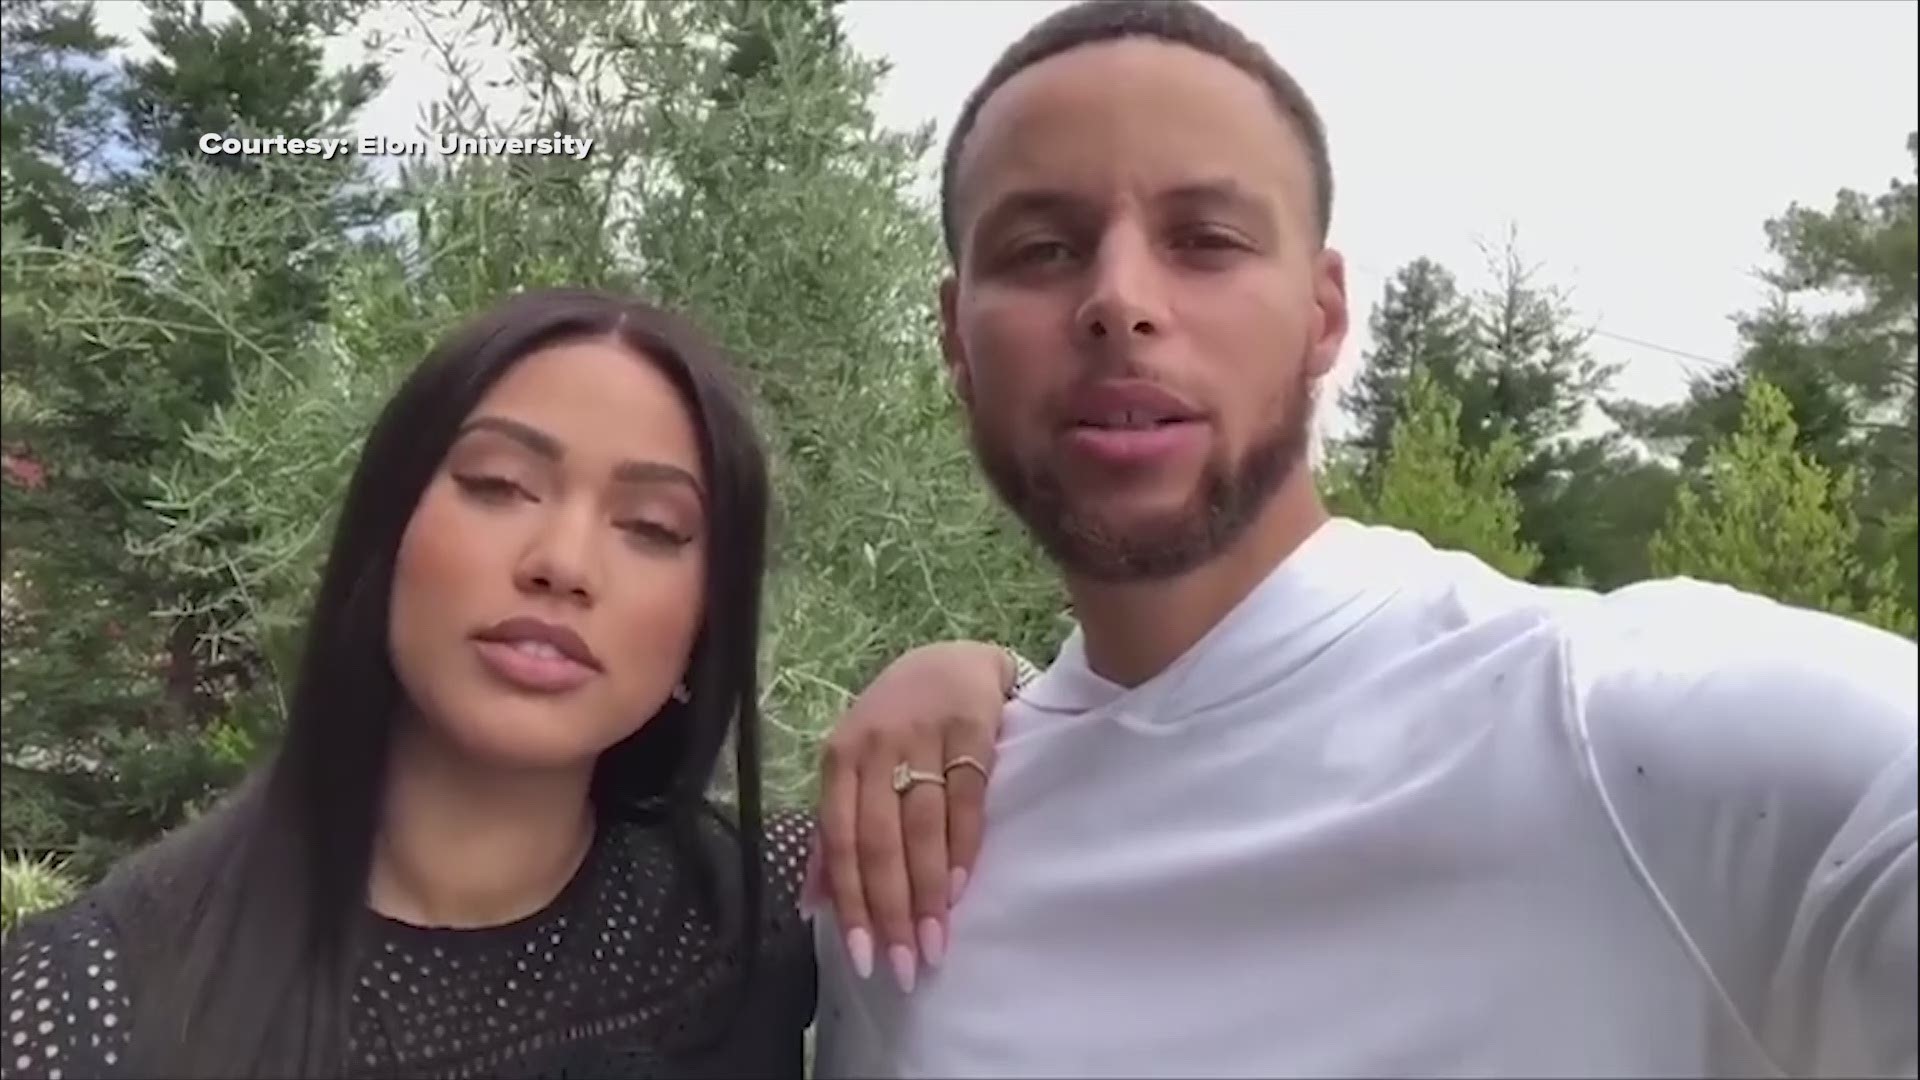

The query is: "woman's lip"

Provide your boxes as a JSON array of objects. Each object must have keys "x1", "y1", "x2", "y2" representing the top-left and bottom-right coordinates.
[{"x1": 472, "y1": 639, "x2": 600, "y2": 694}]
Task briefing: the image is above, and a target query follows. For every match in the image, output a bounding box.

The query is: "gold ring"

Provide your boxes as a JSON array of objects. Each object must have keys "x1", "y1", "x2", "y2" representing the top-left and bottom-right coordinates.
[
  {"x1": 891, "y1": 761, "x2": 947, "y2": 795},
  {"x1": 942, "y1": 754, "x2": 989, "y2": 781}
]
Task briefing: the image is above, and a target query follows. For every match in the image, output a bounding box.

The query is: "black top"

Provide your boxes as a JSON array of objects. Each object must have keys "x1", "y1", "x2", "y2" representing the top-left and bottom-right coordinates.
[{"x1": 0, "y1": 811, "x2": 816, "y2": 1079}]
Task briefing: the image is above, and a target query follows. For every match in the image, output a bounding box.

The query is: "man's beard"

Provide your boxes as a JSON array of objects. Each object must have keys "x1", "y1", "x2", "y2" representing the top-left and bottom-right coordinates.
[{"x1": 969, "y1": 371, "x2": 1315, "y2": 583}]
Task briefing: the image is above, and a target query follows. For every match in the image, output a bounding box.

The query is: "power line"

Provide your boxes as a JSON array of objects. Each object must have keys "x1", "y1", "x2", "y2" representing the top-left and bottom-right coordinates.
[
  {"x1": 1344, "y1": 259, "x2": 1738, "y2": 381},
  {"x1": 1586, "y1": 328, "x2": 1732, "y2": 380}
]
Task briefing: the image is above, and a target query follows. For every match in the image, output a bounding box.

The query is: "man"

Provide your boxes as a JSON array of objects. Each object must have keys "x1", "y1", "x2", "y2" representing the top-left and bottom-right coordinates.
[{"x1": 812, "y1": 1, "x2": 1918, "y2": 1076}]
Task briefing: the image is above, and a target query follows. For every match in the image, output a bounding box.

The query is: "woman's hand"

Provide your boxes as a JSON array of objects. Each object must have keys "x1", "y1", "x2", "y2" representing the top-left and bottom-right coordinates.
[{"x1": 811, "y1": 640, "x2": 1013, "y2": 993}]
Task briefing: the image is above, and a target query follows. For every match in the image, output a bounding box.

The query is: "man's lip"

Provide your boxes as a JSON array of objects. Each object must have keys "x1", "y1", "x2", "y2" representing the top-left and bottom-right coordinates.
[
  {"x1": 471, "y1": 617, "x2": 603, "y2": 671},
  {"x1": 1061, "y1": 380, "x2": 1202, "y2": 426}
]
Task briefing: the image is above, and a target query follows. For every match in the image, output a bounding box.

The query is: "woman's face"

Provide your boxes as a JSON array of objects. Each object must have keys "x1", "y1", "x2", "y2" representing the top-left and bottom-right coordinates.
[{"x1": 387, "y1": 336, "x2": 709, "y2": 770}]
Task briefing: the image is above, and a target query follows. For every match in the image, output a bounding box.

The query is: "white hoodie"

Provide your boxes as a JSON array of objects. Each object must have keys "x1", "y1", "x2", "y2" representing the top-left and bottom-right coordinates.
[{"x1": 815, "y1": 518, "x2": 1917, "y2": 1079}]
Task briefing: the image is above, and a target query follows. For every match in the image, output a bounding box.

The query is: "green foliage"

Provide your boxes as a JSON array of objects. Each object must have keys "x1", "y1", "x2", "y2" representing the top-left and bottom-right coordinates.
[
  {"x1": 1341, "y1": 257, "x2": 1479, "y2": 475},
  {"x1": 1763, "y1": 131, "x2": 1917, "y2": 456},
  {"x1": 122, "y1": 0, "x2": 385, "y2": 166},
  {"x1": 123, "y1": 0, "x2": 1066, "y2": 819},
  {"x1": 0, "y1": 0, "x2": 122, "y2": 246},
  {"x1": 1332, "y1": 371, "x2": 1542, "y2": 580},
  {"x1": 1649, "y1": 379, "x2": 1914, "y2": 636},
  {"x1": 1462, "y1": 234, "x2": 1620, "y2": 459},
  {"x1": 616, "y1": 1, "x2": 1066, "y2": 801},
  {"x1": 1, "y1": 853, "x2": 81, "y2": 935},
  {"x1": 0, "y1": 0, "x2": 388, "y2": 874},
  {"x1": 1617, "y1": 129, "x2": 1916, "y2": 596},
  {"x1": 1340, "y1": 235, "x2": 1623, "y2": 585},
  {"x1": 1524, "y1": 434, "x2": 1679, "y2": 589},
  {"x1": 2, "y1": 0, "x2": 1911, "y2": 885}
]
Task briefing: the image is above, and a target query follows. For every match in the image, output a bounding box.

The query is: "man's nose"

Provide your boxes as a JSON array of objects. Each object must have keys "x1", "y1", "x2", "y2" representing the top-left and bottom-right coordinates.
[{"x1": 1075, "y1": 227, "x2": 1168, "y2": 345}]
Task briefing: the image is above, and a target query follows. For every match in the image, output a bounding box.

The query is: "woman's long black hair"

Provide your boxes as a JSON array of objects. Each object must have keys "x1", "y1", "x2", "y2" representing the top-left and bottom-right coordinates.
[{"x1": 94, "y1": 288, "x2": 771, "y2": 1078}]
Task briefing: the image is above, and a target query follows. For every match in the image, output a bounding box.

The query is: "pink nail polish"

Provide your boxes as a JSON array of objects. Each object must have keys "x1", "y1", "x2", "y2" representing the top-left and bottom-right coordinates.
[
  {"x1": 949, "y1": 866, "x2": 969, "y2": 906},
  {"x1": 918, "y1": 917, "x2": 947, "y2": 969},
  {"x1": 846, "y1": 928, "x2": 874, "y2": 980},
  {"x1": 888, "y1": 943, "x2": 918, "y2": 993}
]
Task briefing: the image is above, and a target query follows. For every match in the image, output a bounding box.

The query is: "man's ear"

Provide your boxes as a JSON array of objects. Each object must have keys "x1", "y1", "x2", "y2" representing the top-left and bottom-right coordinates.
[
  {"x1": 1305, "y1": 248, "x2": 1350, "y2": 380},
  {"x1": 939, "y1": 275, "x2": 974, "y2": 407}
]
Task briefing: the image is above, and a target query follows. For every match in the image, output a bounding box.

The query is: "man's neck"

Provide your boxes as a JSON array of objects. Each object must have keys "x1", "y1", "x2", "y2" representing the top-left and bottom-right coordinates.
[
  {"x1": 368, "y1": 721, "x2": 598, "y2": 929},
  {"x1": 1067, "y1": 475, "x2": 1328, "y2": 688}
]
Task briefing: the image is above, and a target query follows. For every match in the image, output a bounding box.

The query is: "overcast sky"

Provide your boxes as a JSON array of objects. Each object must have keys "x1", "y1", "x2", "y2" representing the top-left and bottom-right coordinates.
[{"x1": 94, "y1": 0, "x2": 1919, "y2": 423}]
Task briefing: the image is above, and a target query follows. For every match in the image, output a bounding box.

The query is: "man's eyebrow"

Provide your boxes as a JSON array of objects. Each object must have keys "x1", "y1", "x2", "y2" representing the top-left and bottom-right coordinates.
[
  {"x1": 454, "y1": 416, "x2": 705, "y2": 499},
  {"x1": 974, "y1": 181, "x2": 1276, "y2": 237},
  {"x1": 1160, "y1": 179, "x2": 1273, "y2": 218},
  {"x1": 973, "y1": 189, "x2": 1091, "y2": 237}
]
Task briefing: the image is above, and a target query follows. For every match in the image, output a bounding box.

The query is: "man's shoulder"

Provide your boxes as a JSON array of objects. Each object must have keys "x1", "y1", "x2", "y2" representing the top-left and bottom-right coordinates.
[
  {"x1": 1561, "y1": 577, "x2": 1914, "y2": 726},
  {"x1": 1358, "y1": 522, "x2": 1914, "y2": 723},
  {"x1": 1540, "y1": 578, "x2": 1915, "y2": 817},
  {"x1": 1345, "y1": 526, "x2": 1915, "y2": 768}
]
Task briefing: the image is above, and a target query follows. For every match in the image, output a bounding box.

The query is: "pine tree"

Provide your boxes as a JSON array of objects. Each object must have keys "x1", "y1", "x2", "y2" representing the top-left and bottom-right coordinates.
[
  {"x1": 1341, "y1": 257, "x2": 1479, "y2": 482},
  {"x1": 1649, "y1": 379, "x2": 1914, "y2": 637},
  {"x1": 1333, "y1": 370, "x2": 1542, "y2": 580}
]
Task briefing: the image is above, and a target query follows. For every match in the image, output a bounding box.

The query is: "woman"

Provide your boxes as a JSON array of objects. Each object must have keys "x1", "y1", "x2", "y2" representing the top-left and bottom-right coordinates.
[{"x1": 0, "y1": 289, "x2": 1015, "y2": 1079}]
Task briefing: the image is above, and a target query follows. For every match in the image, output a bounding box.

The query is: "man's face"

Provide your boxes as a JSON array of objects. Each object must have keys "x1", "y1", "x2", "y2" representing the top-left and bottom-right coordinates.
[{"x1": 942, "y1": 39, "x2": 1348, "y2": 582}]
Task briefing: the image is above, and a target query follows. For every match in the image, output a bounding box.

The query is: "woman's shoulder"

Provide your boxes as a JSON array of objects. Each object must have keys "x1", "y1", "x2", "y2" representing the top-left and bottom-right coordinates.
[
  {"x1": 3, "y1": 894, "x2": 134, "y2": 1078},
  {"x1": 603, "y1": 804, "x2": 815, "y2": 928},
  {"x1": 585, "y1": 808, "x2": 818, "y2": 1060}
]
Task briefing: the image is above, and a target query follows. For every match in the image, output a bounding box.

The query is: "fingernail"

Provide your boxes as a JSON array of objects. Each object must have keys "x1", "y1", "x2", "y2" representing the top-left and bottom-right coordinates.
[
  {"x1": 888, "y1": 943, "x2": 918, "y2": 993},
  {"x1": 949, "y1": 866, "x2": 969, "y2": 906},
  {"x1": 917, "y1": 917, "x2": 947, "y2": 969},
  {"x1": 846, "y1": 928, "x2": 874, "y2": 980}
]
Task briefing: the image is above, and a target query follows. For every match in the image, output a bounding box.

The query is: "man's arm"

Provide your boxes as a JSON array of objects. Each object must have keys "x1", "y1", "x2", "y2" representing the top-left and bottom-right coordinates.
[{"x1": 1575, "y1": 580, "x2": 1917, "y2": 1077}]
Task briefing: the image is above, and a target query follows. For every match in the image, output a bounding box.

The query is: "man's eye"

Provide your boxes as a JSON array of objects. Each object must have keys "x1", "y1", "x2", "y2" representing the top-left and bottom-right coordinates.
[
  {"x1": 1174, "y1": 228, "x2": 1246, "y2": 251},
  {"x1": 1010, "y1": 239, "x2": 1073, "y2": 266}
]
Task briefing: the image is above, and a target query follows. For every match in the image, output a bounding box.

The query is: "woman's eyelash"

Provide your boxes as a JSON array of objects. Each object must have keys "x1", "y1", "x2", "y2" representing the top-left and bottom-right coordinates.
[
  {"x1": 455, "y1": 474, "x2": 691, "y2": 545},
  {"x1": 452, "y1": 473, "x2": 528, "y2": 500},
  {"x1": 619, "y1": 520, "x2": 691, "y2": 546}
]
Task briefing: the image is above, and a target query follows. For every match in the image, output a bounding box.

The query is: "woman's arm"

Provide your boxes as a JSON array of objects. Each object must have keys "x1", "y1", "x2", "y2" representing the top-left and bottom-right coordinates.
[{"x1": 812, "y1": 640, "x2": 1034, "y2": 991}]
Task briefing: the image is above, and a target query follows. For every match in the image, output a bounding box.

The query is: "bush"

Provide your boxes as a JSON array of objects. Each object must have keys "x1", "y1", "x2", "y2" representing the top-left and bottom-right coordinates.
[{"x1": 1, "y1": 852, "x2": 80, "y2": 936}]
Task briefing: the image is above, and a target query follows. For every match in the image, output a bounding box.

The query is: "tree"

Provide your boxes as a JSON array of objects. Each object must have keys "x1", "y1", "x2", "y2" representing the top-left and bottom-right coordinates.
[
  {"x1": 1341, "y1": 238, "x2": 1621, "y2": 585},
  {"x1": 1525, "y1": 434, "x2": 1679, "y2": 589},
  {"x1": 1465, "y1": 235, "x2": 1624, "y2": 586},
  {"x1": 0, "y1": 0, "x2": 122, "y2": 247},
  {"x1": 1328, "y1": 370, "x2": 1541, "y2": 580},
  {"x1": 1465, "y1": 234, "x2": 1618, "y2": 458},
  {"x1": 1609, "y1": 300, "x2": 1865, "y2": 480},
  {"x1": 136, "y1": 0, "x2": 1067, "y2": 822},
  {"x1": 1648, "y1": 379, "x2": 1914, "y2": 637},
  {"x1": 0, "y1": 0, "x2": 389, "y2": 875},
  {"x1": 1617, "y1": 130, "x2": 1917, "y2": 607},
  {"x1": 1763, "y1": 130, "x2": 1917, "y2": 495},
  {"x1": 119, "y1": 0, "x2": 381, "y2": 167},
  {"x1": 515, "y1": 0, "x2": 1071, "y2": 801},
  {"x1": 1341, "y1": 258, "x2": 1479, "y2": 481}
]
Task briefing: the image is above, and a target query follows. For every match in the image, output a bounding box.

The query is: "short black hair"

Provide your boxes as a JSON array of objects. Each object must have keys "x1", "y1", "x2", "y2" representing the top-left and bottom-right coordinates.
[{"x1": 939, "y1": 0, "x2": 1334, "y2": 263}]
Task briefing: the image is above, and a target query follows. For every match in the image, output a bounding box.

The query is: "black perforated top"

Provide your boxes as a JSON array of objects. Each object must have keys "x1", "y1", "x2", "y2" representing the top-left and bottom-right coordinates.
[{"x1": 1, "y1": 812, "x2": 815, "y2": 1079}]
